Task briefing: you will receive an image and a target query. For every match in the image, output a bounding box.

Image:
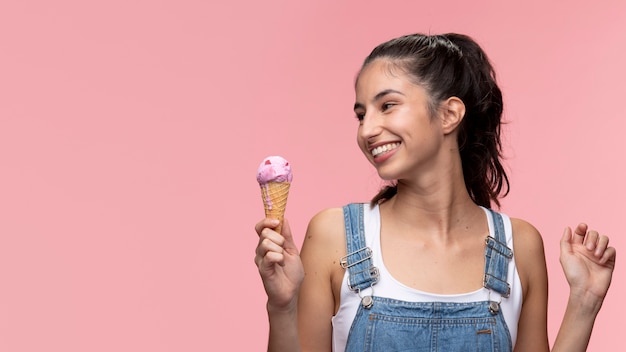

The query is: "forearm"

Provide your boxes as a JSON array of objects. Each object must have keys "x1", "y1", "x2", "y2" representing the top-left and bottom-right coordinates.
[
  {"x1": 552, "y1": 290, "x2": 604, "y2": 352},
  {"x1": 267, "y1": 302, "x2": 301, "y2": 352}
]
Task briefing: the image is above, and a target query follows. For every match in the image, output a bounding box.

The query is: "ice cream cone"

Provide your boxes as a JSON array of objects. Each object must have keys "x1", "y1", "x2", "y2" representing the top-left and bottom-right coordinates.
[{"x1": 260, "y1": 181, "x2": 291, "y2": 234}]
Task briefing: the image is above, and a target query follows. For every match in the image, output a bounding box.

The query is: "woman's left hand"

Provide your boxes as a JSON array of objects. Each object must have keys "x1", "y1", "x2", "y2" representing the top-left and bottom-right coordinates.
[{"x1": 560, "y1": 223, "x2": 616, "y2": 302}]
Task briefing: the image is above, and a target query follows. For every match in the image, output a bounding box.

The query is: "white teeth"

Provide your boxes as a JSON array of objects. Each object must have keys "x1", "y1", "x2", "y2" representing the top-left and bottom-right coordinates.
[{"x1": 372, "y1": 143, "x2": 399, "y2": 157}]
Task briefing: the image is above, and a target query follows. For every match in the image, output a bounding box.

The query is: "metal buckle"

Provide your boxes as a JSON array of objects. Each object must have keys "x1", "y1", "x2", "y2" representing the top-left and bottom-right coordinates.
[
  {"x1": 347, "y1": 267, "x2": 380, "y2": 291},
  {"x1": 340, "y1": 247, "x2": 373, "y2": 269},
  {"x1": 485, "y1": 236, "x2": 513, "y2": 259},
  {"x1": 483, "y1": 273, "x2": 511, "y2": 298}
]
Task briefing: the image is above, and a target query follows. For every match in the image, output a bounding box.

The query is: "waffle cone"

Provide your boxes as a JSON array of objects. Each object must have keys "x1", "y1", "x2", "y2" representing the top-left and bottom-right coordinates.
[{"x1": 260, "y1": 182, "x2": 291, "y2": 234}]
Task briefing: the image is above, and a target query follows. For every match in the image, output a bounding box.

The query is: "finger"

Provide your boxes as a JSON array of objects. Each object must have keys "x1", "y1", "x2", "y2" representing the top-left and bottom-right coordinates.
[
  {"x1": 255, "y1": 218, "x2": 281, "y2": 236},
  {"x1": 256, "y1": 228, "x2": 285, "y2": 255},
  {"x1": 572, "y1": 223, "x2": 588, "y2": 245},
  {"x1": 264, "y1": 251, "x2": 286, "y2": 267},
  {"x1": 254, "y1": 228, "x2": 286, "y2": 268},
  {"x1": 256, "y1": 250, "x2": 286, "y2": 270},
  {"x1": 256, "y1": 236, "x2": 285, "y2": 258},
  {"x1": 583, "y1": 230, "x2": 600, "y2": 251},
  {"x1": 600, "y1": 246, "x2": 617, "y2": 266},
  {"x1": 560, "y1": 227, "x2": 573, "y2": 254},
  {"x1": 255, "y1": 232, "x2": 285, "y2": 261},
  {"x1": 595, "y1": 235, "x2": 610, "y2": 257},
  {"x1": 258, "y1": 226, "x2": 285, "y2": 244}
]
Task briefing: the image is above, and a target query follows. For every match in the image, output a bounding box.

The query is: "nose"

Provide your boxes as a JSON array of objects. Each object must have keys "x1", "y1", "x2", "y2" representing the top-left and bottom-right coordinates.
[{"x1": 358, "y1": 113, "x2": 382, "y2": 142}]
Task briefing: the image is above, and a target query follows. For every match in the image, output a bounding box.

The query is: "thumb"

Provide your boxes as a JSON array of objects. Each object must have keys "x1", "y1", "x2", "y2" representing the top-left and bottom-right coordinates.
[{"x1": 281, "y1": 218, "x2": 299, "y2": 254}]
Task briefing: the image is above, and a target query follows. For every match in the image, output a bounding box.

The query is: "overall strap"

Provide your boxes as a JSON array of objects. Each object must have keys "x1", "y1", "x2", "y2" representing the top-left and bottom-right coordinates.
[
  {"x1": 340, "y1": 203, "x2": 379, "y2": 292},
  {"x1": 483, "y1": 208, "x2": 513, "y2": 297}
]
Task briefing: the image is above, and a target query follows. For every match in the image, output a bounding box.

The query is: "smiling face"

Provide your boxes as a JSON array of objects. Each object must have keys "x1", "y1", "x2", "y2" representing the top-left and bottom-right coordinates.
[{"x1": 354, "y1": 59, "x2": 447, "y2": 181}]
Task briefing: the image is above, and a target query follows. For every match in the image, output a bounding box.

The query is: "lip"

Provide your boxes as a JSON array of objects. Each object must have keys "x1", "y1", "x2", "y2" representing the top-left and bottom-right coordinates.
[
  {"x1": 368, "y1": 140, "x2": 400, "y2": 151},
  {"x1": 373, "y1": 149, "x2": 396, "y2": 163},
  {"x1": 369, "y1": 141, "x2": 400, "y2": 163}
]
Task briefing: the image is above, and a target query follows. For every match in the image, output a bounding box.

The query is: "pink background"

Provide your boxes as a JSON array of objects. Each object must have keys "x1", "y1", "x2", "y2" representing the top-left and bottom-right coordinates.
[{"x1": 1, "y1": 1, "x2": 624, "y2": 351}]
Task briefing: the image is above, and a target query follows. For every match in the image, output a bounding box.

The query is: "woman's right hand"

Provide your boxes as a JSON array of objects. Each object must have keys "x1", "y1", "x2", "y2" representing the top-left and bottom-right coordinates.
[{"x1": 254, "y1": 218, "x2": 305, "y2": 311}]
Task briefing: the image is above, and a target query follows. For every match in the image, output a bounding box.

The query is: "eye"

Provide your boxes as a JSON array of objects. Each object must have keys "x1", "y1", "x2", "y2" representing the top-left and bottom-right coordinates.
[
  {"x1": 381, "y1": 102, "x2": 395, "y2": 112},
  {"x1": 354, "y1": 110, "x2": 365, "y2": 121}
]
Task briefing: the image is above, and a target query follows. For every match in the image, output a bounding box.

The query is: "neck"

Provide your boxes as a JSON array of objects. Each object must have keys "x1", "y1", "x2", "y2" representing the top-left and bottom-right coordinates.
[{"x1": 381, "y1": 153, "x2": 486, "y2": 240}]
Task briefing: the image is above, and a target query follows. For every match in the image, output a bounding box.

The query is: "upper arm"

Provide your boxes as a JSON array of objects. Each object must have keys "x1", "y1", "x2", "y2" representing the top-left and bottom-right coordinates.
[
  {"x1": 511, "y1": 218, "x2": 550, "y2": 352},
  {"x1": 298, "y1": 208, "x2": 345, "y2": 352}
]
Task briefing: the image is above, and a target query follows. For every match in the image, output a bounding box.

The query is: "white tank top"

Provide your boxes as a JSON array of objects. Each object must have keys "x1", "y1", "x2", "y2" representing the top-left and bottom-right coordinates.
[{"x1": 331, "y1": 204, "x2": 523, "y2": 351}]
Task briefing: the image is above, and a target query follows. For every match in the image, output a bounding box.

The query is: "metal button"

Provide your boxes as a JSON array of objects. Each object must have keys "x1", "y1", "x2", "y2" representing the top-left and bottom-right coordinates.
[
  {"x1": 488, "y1": 301, "x2": 499, "y2": 315},
  {"x1": 361, "y1": 296, "x2": 373, "y2": 309}
]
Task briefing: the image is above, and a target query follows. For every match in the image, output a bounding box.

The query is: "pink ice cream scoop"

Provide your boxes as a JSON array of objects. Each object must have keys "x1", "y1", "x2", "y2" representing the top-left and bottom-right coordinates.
[
  {"x1": 256, "y1": 156, "x2": 292, "y2": 233},
  {"x1": 256, "y1": 156, "x2": 293, "y2": 184}
]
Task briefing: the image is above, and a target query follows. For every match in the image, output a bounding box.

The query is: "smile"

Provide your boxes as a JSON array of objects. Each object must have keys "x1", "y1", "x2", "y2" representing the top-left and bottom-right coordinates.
[{"x1": 371, "y1": 143, "x2": 400, "y2": 157}]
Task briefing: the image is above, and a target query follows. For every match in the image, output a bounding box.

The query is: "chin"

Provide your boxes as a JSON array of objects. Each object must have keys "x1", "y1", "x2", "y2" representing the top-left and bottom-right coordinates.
[{"x1": 375, "y1": 169, "x2": 398, "y2": 181}]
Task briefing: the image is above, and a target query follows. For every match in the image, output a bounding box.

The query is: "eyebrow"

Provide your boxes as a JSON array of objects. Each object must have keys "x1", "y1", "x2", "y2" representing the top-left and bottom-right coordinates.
[{"x1": 353, "y1": 89, "x2": 405, "y2": 111}]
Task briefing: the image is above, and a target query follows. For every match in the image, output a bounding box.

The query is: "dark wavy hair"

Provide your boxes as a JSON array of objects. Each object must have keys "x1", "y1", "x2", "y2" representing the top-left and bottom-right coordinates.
[{"x1": 362, "y1": 33, "x2": 509, "y2": 208}]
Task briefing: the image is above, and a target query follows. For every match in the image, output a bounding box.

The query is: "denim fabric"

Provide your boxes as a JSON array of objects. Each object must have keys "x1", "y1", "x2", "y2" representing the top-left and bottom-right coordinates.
[
  {"x1": 341, "y1": 203, "x2": 379, "y2": 292},
  {"x1": 341, "y1": 203, "x2": 513, "y2": 352}
]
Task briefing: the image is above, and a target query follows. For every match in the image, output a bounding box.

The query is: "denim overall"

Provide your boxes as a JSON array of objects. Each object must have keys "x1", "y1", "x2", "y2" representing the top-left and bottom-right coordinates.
[{"x1": 340, "y1": 203, "x2": 513, "y2": 352}]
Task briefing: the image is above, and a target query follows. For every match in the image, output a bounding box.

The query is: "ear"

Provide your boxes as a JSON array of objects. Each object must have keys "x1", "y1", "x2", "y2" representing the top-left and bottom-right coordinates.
[{"x1": 440, "y1": 97, "x2": 465, "y2": 135}]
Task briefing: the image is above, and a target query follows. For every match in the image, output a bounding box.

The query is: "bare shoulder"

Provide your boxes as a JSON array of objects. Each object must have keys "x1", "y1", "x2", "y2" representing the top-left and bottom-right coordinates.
[
  {"x1": 306, "y1": 207, "x2": 345, "y2": 239},
  {"x1": 301, "y1": 207, "x2": 347, "y2": 268},
  {"x1": 510, "y1": 218, "x2": 548, "y2": 296},
  {"x1": 510, "y1": 218, "x2": 546, "y2": 256}
]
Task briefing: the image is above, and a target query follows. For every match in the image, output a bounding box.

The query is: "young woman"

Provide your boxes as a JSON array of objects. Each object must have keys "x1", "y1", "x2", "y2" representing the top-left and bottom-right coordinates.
[{"x1": 254, "y1": 33, "x2": 616, "y2": 352}]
